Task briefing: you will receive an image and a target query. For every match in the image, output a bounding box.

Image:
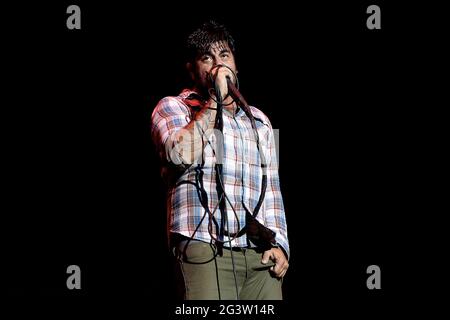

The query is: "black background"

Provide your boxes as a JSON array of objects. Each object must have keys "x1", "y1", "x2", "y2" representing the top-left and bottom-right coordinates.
[{"x1": 3, "y1": 0, "x2": 447, "y2": 317}]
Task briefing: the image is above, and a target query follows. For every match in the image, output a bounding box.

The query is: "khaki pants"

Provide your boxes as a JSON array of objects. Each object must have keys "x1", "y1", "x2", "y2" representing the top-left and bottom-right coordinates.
[{"x1": 173, "y1": 239, "x2": 282, "y2": 300}]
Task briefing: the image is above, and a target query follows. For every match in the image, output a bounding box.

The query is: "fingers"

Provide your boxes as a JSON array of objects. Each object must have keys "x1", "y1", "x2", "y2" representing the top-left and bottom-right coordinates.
[
  {"x1": 215, "y1": 66, "x2": 234, "y2": 86},
  {"x1": 271, "y1": 259, "x2": 289, "y2": 278},
  {"x1": 210, "y1": 65, "x2": 232, "y2": 82},
  {"x1": 261, "y1": 250, "x2": 273, "y2": 264},
  {"x1": 218, "y1": 67, "x2": 233, "y2": 80},
  {"x1": 207, "y1": 66, "x2": 236, "y2": 101},
  {"x1": 261, "y1": 248, "x2": 289, "y2": 278},
  {"x1": 269, "y1": 248, "x2": 289, "y2": 278}
]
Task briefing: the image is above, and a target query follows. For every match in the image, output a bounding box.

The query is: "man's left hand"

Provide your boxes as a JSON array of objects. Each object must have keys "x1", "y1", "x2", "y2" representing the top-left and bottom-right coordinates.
[{"x1": 261, "y1": 247, "x2": 289, "y2": 278}]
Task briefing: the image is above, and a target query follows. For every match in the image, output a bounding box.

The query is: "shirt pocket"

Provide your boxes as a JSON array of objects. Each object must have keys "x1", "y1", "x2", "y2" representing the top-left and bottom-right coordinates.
[{"x1": 243, "y1": 134, "x2": 263, "y2": 195}]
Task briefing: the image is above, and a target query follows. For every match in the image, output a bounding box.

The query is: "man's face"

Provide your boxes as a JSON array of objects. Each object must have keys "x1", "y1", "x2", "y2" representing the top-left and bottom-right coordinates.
[{"x1": 190, "y1": 42, "x2": 237, "y2": 94}]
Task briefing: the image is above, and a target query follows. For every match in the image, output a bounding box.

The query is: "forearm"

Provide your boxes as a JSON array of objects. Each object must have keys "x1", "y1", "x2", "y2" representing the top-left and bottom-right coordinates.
[{"x1": 168, "y1": 99, "x2": 217, "y2": 165}]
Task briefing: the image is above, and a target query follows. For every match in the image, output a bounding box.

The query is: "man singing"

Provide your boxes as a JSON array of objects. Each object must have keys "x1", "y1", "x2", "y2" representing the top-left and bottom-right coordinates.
[{"x1": 151, "y1": 21, "x2": 289, "y2": 300}]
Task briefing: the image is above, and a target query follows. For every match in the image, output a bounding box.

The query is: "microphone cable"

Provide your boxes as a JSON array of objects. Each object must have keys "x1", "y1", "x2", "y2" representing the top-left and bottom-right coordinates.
[
  {"x1": 212, "y1": 76, "x2": 240, "y2": 300},
  {"x1": 175, "y1": 64, "x2": 268, "y2": 300}
]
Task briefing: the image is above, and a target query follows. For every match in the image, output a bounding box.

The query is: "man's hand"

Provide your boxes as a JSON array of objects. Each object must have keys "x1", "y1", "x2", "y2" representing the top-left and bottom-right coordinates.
[
  {"x1": 211, "y1": 65, "x2": 234, "y2": 100},
  {"x1": 261, "y1": 247, "x2": 289, "y2": 278}
]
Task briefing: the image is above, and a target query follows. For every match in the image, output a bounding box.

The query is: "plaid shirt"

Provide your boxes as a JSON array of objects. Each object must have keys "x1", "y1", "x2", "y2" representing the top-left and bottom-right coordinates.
[{"x1": 151, "y1": 89, "x2": 289, "y2": 257}]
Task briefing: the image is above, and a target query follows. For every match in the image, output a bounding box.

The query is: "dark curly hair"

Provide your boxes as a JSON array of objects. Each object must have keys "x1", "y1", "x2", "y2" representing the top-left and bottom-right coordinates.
[{"x1": 185, "y1": 20, "x2": 236, "y2": 63}]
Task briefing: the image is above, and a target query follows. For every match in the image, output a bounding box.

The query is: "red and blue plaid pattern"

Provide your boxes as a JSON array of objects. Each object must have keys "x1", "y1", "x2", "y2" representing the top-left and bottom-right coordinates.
[{"x1": 151, "y1": 89, "x2": 289, "y2": 257}]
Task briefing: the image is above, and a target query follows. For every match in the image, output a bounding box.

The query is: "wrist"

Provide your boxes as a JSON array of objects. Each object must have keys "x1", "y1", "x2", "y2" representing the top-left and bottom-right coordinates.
[{"x1": 194, "y1": 108, "x2": 216, "y2": 128}]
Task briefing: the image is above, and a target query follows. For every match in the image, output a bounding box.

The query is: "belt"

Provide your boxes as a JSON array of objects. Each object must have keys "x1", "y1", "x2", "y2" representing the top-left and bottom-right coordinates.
[{"x1": 170, "y1": 233, "x2": 249, "y2": 252}]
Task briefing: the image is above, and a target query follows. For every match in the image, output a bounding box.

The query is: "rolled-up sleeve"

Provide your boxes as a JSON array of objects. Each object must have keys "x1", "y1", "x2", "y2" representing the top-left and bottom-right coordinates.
[{"x1": 151, "y1": 97, "x2": 191, "y2": 163}]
